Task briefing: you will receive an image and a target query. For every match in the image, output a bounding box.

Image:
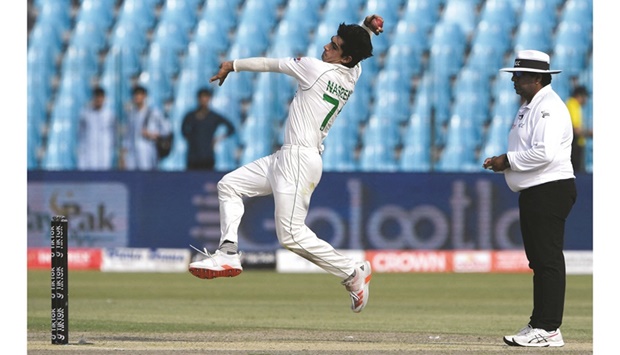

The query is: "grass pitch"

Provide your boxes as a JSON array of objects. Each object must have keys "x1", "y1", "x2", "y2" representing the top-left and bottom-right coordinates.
[{"x1": 28, "y1": 270, "x2": 592, "y2": 354}]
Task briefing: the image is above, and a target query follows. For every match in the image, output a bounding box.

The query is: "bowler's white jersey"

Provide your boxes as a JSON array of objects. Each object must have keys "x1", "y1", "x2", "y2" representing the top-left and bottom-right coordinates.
[{"x1": 234, "y1": 57, "x2": 362, "y2": 153}]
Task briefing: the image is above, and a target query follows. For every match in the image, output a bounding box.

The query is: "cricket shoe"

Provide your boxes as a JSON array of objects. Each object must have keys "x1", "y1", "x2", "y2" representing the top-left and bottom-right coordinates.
[
  {"x1": 342, "y1": 261, "x2": 372, "y2": 313},
  {"x1": 188, "y1": 245, "x2": 242, "y2": 279},
  {"x1": 503, "y1": 324, "x2": 532, "y2": 346},
  {"x1": 512, "y1": 327, "x2": 564, "y2": 347}
]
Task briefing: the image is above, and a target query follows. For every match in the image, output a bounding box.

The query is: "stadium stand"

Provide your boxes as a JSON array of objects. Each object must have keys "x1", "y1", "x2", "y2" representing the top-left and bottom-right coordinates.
[{"x1": 27, "y1": 0, "x2": 593, "y2": 173}]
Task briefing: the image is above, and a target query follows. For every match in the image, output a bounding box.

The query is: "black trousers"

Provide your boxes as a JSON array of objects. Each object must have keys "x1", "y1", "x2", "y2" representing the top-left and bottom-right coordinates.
[{"x1": 518, "y1": 178, "x2": 577, "y2": 331}]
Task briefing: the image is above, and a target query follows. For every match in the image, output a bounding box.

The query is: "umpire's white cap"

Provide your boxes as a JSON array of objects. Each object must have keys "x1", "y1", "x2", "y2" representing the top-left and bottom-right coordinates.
[{"x1": 500, "y1": 50, "x2": 562, "y2": 74}]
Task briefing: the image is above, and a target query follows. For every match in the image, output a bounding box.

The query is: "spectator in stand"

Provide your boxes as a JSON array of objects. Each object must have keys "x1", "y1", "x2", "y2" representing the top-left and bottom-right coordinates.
[
  {"x1": 566, "y1": 85, "x2": 592, "y2": 172},
  {"x1": 181, "y1": 87, "x2": 235, "y2": 170},
  {"x1": 77, "y1": 86, "x2": 117, "y2": 170},
  {"x1": 120, "y1": 85, "x2": 171, "y2": 170}
]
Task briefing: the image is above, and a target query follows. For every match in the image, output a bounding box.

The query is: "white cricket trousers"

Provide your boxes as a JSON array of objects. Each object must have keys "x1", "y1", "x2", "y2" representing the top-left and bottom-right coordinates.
[{"x1": 217, "y1": 144, "x2": 356, "y2": 279}]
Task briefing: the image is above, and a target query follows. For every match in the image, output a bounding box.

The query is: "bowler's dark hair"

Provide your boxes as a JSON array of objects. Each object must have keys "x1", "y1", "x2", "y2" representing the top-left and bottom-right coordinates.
[{"x1": 337, "y1": 23, "x2": 373, "y2": 68}]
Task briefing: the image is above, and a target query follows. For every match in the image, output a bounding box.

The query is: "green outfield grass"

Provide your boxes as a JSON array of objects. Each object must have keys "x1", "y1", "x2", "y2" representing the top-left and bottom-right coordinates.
[{"x1": 27, "y1": 270, "x2": 593, "y2": 354}]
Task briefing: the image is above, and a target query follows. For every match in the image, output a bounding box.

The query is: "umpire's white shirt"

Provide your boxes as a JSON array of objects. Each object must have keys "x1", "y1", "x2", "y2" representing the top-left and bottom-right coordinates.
[{"x1": 505, "y1": 85, "x2": 575, "y2": 192}]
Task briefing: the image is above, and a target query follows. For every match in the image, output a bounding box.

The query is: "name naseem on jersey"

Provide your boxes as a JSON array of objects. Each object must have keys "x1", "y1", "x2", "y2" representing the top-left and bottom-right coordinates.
[{"x1": 326, "y1": 80, "x2": 352, "y2": 101}]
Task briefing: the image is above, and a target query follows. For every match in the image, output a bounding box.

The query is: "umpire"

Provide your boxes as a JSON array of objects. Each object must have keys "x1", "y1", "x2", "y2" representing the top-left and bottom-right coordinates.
[{"x1": 483, "y1": 50, "x2": 577, "y2": 347}]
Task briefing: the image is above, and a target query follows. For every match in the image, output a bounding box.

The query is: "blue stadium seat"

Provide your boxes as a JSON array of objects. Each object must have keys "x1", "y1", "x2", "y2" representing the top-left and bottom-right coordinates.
[
  {"x1": 152, "y1": 20, "x2": 190, "y2": 51},
  {"x1": 479, "y1": 120, "x2": 508, "y2": 165},
  {"x1": 159, "y1": 0, "x2": 200, "y2": 31},
  {"x1": 110, "y1": 19, "x2": 149, "y2": 52},
  {"x1": 233, "y1": 18, "x2": 272, "y2": 54},
  {"x1": 470, "y1": 19, "x2": 512, "y2": 54},
  {"x1": 36, "y1": 0, "x2": 72, "y2": 31},
  {"x1": 441, "y1": 0, "x2": 480, "y2": 38},
  {"x1": 103, "y1": 44, "x2": 142, "y2": 80},
  {"x1": 429, "y1": 21, "x2": 467, "y2": 76},
  {"x1": 76, "y1": 0, "x2": 116, "y2": 30},
  {"x1": 145, "y1": 41, "x2": 181, "y2": 78},
  {"x1": 451, "y1": 91, "x2": 489, "y2": 142},
  {"x1": 139, "y1": 69, "x2": 172, "y2": 109},
  {"x1": 99, "y1": 65, "x2": 133, "y2": 117},
  {"x1": 42, "y1": 93, "x2": 80, "y2": 170},
  {"x1": 553, "y1": 43, "x2": 589, "y2": 79},
  {"x1": 342, "y1": 80, "x2": 371, "y2": 125},
  {"x1": 282, "y1": 0, "x2": 323, "y2": 32},
  {"x1": 560, "y1": 0, "x2": 593, "y2": 28},
  {"x1": 372, "y1": 69, "x2": 411, "y2": 123},
  {"x1": 171, "y1": 69, "x2": 200, "y2": 115},
  {"x1": 28, "y1": 19, "x2": 64, "y2": 56},
  {"x1": 391, "y1": 18, "x2": 431, "y2": 51},
  {"x1": 117, "y1": 0, "x2": 157, "y2": 31},
  {"x1": 359, "y1": 142, "x2": 399, "y2": 172},
  {"x1": 27, "y1": 47, "x2": 57, "y2": 96},
  {"x1": 452, "y1": 68, "x2": 485, "y2": 96},
  {"x1": 445, "y1": 113, "x2": 478, "y2": 152},
  {"x1": 193, "y1": 19, "x2": 231, "y2": 55},
  {"x1": 435, "y1": 117, "x2": 479, "y2": 172},
  {"x1": 322, "y1": 0, "x2": 364, "y2": 26},
  {"x1": 384, "y1": 43, "x2": 424, "y2": 80},
  {"x1": 478, "y1": 0, "x2": 517, "y2": 32},
  {"x1": 182, "y1": 42, "x2": 220, "y2": 82},
  {"x1": 252, "y1": 72, "x2": 292, "y2": 122},
  {"x1": 490, "y1": 85, "x2": 520, "y2": 124},
  {"x1": 70, "y1": 21, "x2": 108, "y2": 52},
  {"x1": 372, "y1": 91, "x2": 411, "y2": 124},
  {"x1": 239, "y1": 116, "x2": 274, "y2": 159},
  {"x1": 401, "y1": 0, "x2": 442, "y2": 35},
  {"x1": 554, "y1": 21, "x2": 591, "y2": 52},
  {"x1": 513, "y1": 22, "x2": 553, "y2": 53},
  {"x1": 362, "y1": 115, "x2": 401, "y2": 151},
  {"x1": 403, "y1": 106, "x2": 432, "y2": 148},
  {"x1": 272, "y1": 19, "x2": 311, "y2": 56},
  {"x1": 429, "y1": 42, "x2": 465, "y2": 79},
  {"x1": 399, "y1": 142, "x2": 432, "y2": 172},
  {"x1": 465, "y1": 42, "x2": 505, "y2": 79},
  {"x1": 322, "y1": 112, "x2": 359, "y2": 172},
  {"x1": 200, "y1": 0, "x2": 241, "y2": 30},
  {"x1": 61, "y1": 44, "x2": 99, "y2": 82},
  {"x1": 578, "y1": 54, "x2": 593, "y2": 94},
  {"x1": 56, "y1": 71, "x2": 90, "y2": 110},
  {"x1": 211, "y1": 91, "x2": 242, "y2": 129},
  {"x1": 415, "y1": 73, "x2": 451, "y2": 146},
  {"x1": 238, "y1": 0, "x2": 280, "y2": 28},
  {"x1": 214, "y1": 128, "x2": 239, "y2": 171},
  {"x1": 521, "y1": 0, "x2": 559, "y2": 33},
  {"x1": 28, "y1": 85, "x2": 48, "y2": 169}
]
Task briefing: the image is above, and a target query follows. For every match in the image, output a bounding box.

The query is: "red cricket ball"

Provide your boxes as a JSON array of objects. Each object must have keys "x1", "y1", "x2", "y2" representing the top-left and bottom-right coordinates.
[{"x1": 371, "y1": 17, "x2": 384, "y2": 30}]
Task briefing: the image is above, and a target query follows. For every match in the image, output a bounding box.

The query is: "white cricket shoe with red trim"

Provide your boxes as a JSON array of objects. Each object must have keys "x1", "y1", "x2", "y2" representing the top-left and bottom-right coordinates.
[
  {"x1": 342, "y1": 261, "x2": 372, "y2": 313},
  {"x1": 188, "y1": 247, "x2": 242, "y2": 280}
]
